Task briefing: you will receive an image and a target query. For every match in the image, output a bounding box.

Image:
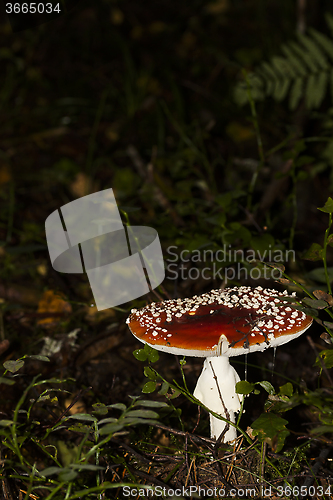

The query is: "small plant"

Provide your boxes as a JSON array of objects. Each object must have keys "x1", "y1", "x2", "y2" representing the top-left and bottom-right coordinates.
[{"x1": 0, "y1": 354, "x2": 173, "y2": 499}]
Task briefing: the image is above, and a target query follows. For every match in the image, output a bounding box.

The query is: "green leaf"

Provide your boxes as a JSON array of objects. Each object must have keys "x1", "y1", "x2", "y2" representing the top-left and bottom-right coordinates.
[
  {"x1": 303, "y1": 243, "x2": 324, "y2": 261},
  {"x1": 144, "y1": 366, "x2": 159, "y2": 381},
  {"x1": 271, "y1": 55, "x2": 295, "y2": 78},
  {"x1": 70, "y1": 464, "x2": 104, "y2": 471},
  {"x1": 169, "y1": 387, "x2": 181, "y2": 399},
  {"x1": 257, "y1": 381, "x2": 275, "y2": 395},
  {"x1": 133, "y1": 349, "x2": 148, "y2": 361},
  {"x1": 134, "y1": 400, "x2": 168, "y2": 408},
  {"x1": 260, "y1": 61, "x2": 279, "y2": 81},
  {"x1": 125, "y1": 409, "x2": 159, "y2": 419},
  {"x1": 3, "y1": 359, "x2": 24, "y2": 373},
  {"x1": 98, "y1": 418, "x2": 118, "y2": 426},
  {"x1": 311, "y1": 425, "x2": 333, "y2": 435},
  {"x1": 236, "y1": 380, "x2": 254, "y2": 395},
  {"x1": 281, "y1": 43, "x2": 307, "y2": 76},
  {"x1": 158, "y1": 381, "x2": 170, "y2": 396},
  {"x1": 67, "y1": 414, "x2": 97, "y2": 422},
  {"x1": 59, "y1": 469, "x2": 78, "y2": 482},
  {"x1": 273, "y1": 77, "x2": 290, "y2": 102},
  {"x1": 315, "y1": 349, "x2": 333, "y2": 369},
  {"x1": 25, "y1": 355, "x2": 50, "y2": 362},
  {"x1": 68, "y1": 424, "x2": 92, "y2": 433},
  {"x1": 318, "y1": 197, "x2": 333, "y2": 214},
  {"x1": 279, "y1": 382, "x2": 293, "y2": 397},
  {"x1": 142, "y1": 381, "x2": 157, "y2": 393},
  {"x1": 264, "y1": 262, "x2": 285, "y2": 272},
  {"x1": 302, "y1": 297, "x2": 328, "y2": 309},
  {"x1": 314, "y1": 71, "x2": 328, "y2": 108},
  {"x1": 289, "y1": 77, "x2": 304, "y2": 110},
  {"x1": 122, "y1": 417, "x2": 159, "y2": 426},
  {"x1": 45, "y1": 378, "x2": 67, "y2": 384},
  {"x1": 289, "y1": 40, "x2": 317, "y2": 72},
  {"x1": 92, "y1": 403, "x2": 108, "y2": 416},
  {"x1": 0, "y1": 377, "x2": 15, "y2": 386},
  {"x1": 98, "y1": 423, "x2": 125, "y2": 435},
  {"x1": 0, "y1": 419, "x2": 14, "y2": 426},
  {"x1": 42, "y1": 466, "x2": 65, "y2": 477},
  {"x1": 143, "y1": 343, "x2": 159, "y2": 362},
  {"x1": 108, "y1": 403, "x2": 126, "y2": 411},
  {"x1": 309, "y1": 28, "x2": 333, "y2": 62},
  {"x1": 306, "y1": 73, "x2": 319, "y2": 109},
  {"x1": 298, "y1": 33, "x2": 328, "y2": 69},
  {"x1": 325, "y1": 13, "x2": 333, "y2": 36},
  {"x1": 251, "y1": 413, "x2": 290, "y2": 452},
  {"x1": 148, "y1": 349, "x2": 159, "y2": 363}
]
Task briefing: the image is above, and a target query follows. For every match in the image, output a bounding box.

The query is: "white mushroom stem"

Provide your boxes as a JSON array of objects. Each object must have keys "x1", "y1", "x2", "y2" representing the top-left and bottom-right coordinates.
[{"x1": 193, "y1": 356, "x2": 243, "y2": 442}]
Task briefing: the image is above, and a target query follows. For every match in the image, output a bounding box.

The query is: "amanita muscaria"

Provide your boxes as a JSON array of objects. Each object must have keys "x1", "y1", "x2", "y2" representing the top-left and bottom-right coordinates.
[{"x1": 127, "y1": 286, "x2": 313, "y2": 442}]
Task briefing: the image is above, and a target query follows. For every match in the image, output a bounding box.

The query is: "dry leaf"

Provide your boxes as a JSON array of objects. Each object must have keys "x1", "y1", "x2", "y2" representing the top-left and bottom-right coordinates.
[
  {"x1": 313, "y1": 289, "x2": 333, "y2": 306},
  {"x1": 37, "y1": 290, "x2": 72, "y2": 327}
]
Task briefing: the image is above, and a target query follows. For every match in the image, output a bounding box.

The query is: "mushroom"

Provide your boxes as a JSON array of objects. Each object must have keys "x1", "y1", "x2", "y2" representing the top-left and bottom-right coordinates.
[{"x1": 127, "y1": 286, "x2": 313, "y2": 442}]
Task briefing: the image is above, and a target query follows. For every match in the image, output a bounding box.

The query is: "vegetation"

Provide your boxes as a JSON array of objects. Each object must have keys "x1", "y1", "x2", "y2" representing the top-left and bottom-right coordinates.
[{"x1": 0, "y1": 0, "x2": 333, "y2": 498}]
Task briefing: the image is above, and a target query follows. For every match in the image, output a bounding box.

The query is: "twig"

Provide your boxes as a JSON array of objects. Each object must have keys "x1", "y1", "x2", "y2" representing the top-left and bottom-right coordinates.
[
  {"x1": 225, "y1": 437, "x2": 243, "y2": 482},
  {"x1": 152, "y1": 422, "x2": 215, "y2": 446},
  {"x1": 208, "y1": 361, "x2": 233, "y2": 488},
  {"x1": 260, "y1": 442, "x2": 267, "y2": 489},
  {"x1": 209, "y1": 360, "x2": 230, "y2": 445},
  {"x1": 184, "y1": 454, "x2": 195, "y2": 487},
  {"x1": 184, "y1": 432, "x2": 190, "y2": 484}
]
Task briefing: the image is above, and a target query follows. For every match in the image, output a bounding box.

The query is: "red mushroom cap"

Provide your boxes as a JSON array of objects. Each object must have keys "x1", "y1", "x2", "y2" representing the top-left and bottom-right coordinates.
[{"x1": 127, "y1": 286, "x2": 313, "y2": 357}]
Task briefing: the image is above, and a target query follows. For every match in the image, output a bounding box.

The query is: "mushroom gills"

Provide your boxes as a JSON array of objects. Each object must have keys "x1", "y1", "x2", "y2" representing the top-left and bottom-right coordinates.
[{"x1": 193, "y1": 356, "x2": 243, "y2": 442}]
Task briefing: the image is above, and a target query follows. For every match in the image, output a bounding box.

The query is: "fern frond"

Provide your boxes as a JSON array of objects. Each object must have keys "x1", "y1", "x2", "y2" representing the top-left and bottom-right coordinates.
[
  {"x1": 281, "y1": 44, "x2": 307, "y2": 76},
  {"x1": 325, "y1": 13, "x2": 333, "y2": 37},
  {"x1": 289, "y1": 77, "x2": 303, "y2": 110},
  {"x1": 309, "y1": 29, "x2": 333, "y2": 61},
  {"x1": 297, "y1": 33, "x2": 328, "y2": 70},
  {"x1": 234, "y1": 14, "x2": 333, "y2": 111},
  {"x1": 288, "y1": 40, "x2": 318, "y2": 72}
]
